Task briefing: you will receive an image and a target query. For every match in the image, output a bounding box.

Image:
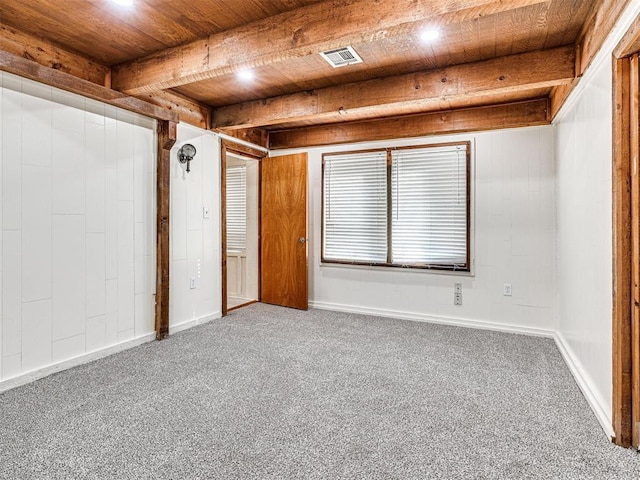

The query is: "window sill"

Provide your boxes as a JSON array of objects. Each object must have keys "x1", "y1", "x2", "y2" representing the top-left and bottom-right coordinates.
[{"x1": 319, "y1": 261, "x2": 475, "y2": 277}]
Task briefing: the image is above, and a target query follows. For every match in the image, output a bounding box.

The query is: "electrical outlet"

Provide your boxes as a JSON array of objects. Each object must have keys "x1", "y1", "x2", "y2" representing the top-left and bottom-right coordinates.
[
  {"x1": 454, "y1": 292, "x2": 462, "y2": 306},
  {"x1": 503, "y1": 283, "x2": 512, "y2": 296},
  {"x1": 190, "y1": 277, "x2": 196, "y2": 289},
  {"x1": 454, "y1": 282, "x2": 462, "y2": 294}
]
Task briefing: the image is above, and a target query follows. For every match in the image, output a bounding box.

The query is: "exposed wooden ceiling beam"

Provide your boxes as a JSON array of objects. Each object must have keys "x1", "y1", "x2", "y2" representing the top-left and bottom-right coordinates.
[
  {"x1": 0, "y1": 23, "x2": 214, "y2": 128},
  {"x1": 549, "y1": 0, "x2": 632, "y2": 119},
  {"x1": 214, "y1": 127, "x2": 269, "y2": 149},
  {"x1": 0, "y1": 21, "x2": 109, "y2": 86},
  {"x1": 0, "y1": 50, "x2": 178, "y2": 122},
  {"x1": 614, "y1": 11, "x2": 640, "y2": 59},
  {"x1": 139, "y1": 89, "x2": 213, "y2": 130},
  {"x1": 214, "y1": 46, "x2": 573, "y2": 129},
  {"x1": 578, "y1": 0, "x2": 632, "y2": 76},
  {"x1": 111, "y1": 0, "x2": 552, "y2": 95},
  {"x1": 269, "y1": 98, "x2": 549, "y2": 149}
]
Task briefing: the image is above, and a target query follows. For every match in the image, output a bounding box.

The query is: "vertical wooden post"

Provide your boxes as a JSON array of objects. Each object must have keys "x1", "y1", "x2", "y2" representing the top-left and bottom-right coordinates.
[
  {"x1": 631, "y1": 54, "x2": 640, "y2": 449},
  {"x1": 613, "y1": 56, "x2": 634, "y2": 447},
  {"x1": 156, "y1": 120, "x2": 177, "y2": 339}
]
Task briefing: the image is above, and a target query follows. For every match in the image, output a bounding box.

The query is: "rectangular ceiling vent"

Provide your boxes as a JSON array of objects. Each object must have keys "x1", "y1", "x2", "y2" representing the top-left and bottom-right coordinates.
[{"x1": 320, "y1": 46, "x2": 363, "y2": 68}]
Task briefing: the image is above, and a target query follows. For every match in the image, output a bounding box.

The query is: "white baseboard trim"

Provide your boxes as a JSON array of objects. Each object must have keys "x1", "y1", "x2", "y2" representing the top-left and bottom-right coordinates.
[
  {"x1": 0, "y1": 312, "x2": 223, "y2": 394},
  {"x1": 553, "y1": 331, "x2": 614, "y2": 440},
  {"x1": 169, "y1": 311, "x2": 222, "y2": 335},
  {"x1": 310, "y1": 301, "x2": 615, "y2": 439},
  {"x1": 0, "y1": 332, "x2": 156, "y2": 394},
  {"x1": 1, "y1": 303, "x2": 613, "y2": 441},
  {"x1": 309, "y1": 301, "x2": 555, "y2": 338}
]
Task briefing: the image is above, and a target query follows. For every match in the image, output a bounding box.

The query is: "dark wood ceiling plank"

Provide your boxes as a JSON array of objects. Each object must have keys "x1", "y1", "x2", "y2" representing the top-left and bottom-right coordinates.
[
  {"x1": 2, "y1": 0, "x2": 168, "y2": 65},
  {"x1": 213, "y1": 46, "x2": 574, "y2": 129},
  {"x1": 111, "y1": 0, "x2": 553, "y2": 95},
  {"x1": 87, "y1": 0, "x2": 201, "y2": 49},
  {"x1": 524, "y1": 3, "x2": 552, "y2": 52},
  {"x1": 557, "y1": 0, "x2": 595, "y2": 46},
  {"x1": 1, "y1": 0, "x2": 326, "y2": 65},
  {"x1": 268, "y1": 99, "x2": 549, "y2": 149}
]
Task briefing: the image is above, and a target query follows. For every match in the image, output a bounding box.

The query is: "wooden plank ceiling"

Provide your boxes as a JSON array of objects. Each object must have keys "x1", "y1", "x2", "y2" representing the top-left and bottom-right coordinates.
[{"x1": 0, "y1": 0, "x2": 613, "y2": 148}]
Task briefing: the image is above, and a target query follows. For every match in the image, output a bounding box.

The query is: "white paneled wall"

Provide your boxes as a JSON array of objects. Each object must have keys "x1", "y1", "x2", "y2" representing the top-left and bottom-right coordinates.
[
  {"x1": 0, "y1": 72, "x2": 156, "y2": 383},
  {"x1": 554, "y1": 38, "x2": 614, "y2": 435},
  {"x1": 551, "y1": 0, "x2": 640, "y2": 438},
  {"x1": 273, "y1": 126, "x2": 556, "y2": 334},
  {"x1": 169, "y1": 124, "x2": 221, "y2": 333}
]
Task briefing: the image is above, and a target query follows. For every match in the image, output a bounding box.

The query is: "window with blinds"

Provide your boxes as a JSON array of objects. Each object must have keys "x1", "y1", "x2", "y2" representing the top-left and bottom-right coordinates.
[
  {"x1": 323, "y1": 150, "x2": 388, "y2": 262},
  {"x1": 322, "y1": 142, "x2": 470, "y2": 271},
  {"x1": 226, "y1": 165, "x2": 247, "y2": 251}
]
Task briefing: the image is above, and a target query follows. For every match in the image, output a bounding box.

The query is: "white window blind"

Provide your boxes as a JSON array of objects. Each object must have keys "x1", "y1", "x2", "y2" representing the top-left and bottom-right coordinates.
[
  {"x1": 323, "y1": 151, "x2": 388, "y2": 262},
  {"x1": 391, "y1": 144, "x2": 468, "y2": 267},
  {"x1": 322, "y1": 142, "x2": 470, "y2": 271},
  {"x1": 226, "y1": 166, "x2": 247, "y2": 251}
]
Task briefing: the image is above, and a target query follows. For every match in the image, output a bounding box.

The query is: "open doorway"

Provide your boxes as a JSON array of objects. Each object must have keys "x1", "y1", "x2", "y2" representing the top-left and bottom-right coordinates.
[
  {"x1": 221, "y1": 140, "x2": 267, "y2": 316},
  {"x1": 220, "y1": 142, "x2": 309, "y2": 315},
  {"x1": 226, "y1": 153, "x2": 259, "y2": 310}
]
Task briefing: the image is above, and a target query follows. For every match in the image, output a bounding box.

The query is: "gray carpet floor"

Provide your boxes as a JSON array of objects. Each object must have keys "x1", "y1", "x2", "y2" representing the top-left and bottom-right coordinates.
[{"x1": 1, "y1": 303, "x2": 639, "y2": 479}]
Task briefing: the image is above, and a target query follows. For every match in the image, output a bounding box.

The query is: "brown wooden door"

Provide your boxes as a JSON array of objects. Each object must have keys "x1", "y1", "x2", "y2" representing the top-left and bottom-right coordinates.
[{"x1": 261, "y1": 153, "x2": 308, "y2": 309}]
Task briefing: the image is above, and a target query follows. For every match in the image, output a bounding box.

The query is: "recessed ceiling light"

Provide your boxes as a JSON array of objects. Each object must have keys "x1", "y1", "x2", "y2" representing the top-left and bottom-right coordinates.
[
  {"x1": 237, "y1": 69, "x2": 255, "y2": 82},
  {"x1": 420, "y1": 29, "x2": 440, "y2": 43},
  {"x1": 112, "y1": 0, "x2": 134, "y2": 6}
]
